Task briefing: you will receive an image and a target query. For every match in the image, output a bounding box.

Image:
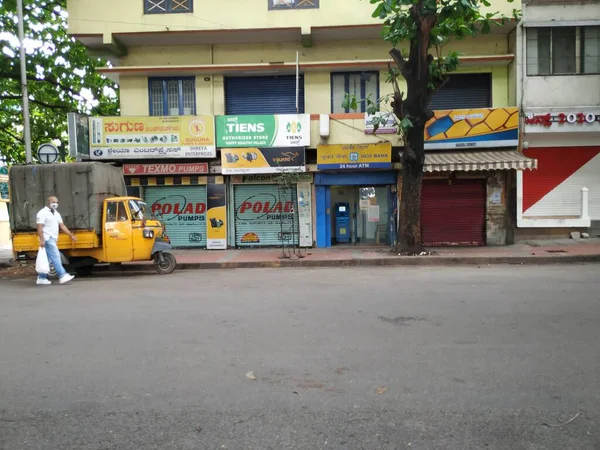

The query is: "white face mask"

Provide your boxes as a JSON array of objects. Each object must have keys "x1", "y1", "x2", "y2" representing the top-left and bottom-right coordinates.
[{"x1": 50, "y1": 203, "x2": 59, "y2": 210}]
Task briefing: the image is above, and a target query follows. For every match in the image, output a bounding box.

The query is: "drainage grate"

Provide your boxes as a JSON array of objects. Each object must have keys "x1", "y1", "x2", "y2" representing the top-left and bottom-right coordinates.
[{"x1": 546, "y1": 250, "x2": 567, "y2": 253}]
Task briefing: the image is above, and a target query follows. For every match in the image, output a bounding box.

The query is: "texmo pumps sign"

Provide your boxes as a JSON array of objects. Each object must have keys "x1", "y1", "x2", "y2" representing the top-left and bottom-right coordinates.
[{"x1": 216, "y1": 114, "x2": 310, "y2": 148}]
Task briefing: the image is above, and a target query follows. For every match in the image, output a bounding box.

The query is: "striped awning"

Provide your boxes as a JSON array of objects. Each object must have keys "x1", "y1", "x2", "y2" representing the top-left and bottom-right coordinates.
[{"x1": 424, "y1": 150, "x2": 537, "y2": 173}]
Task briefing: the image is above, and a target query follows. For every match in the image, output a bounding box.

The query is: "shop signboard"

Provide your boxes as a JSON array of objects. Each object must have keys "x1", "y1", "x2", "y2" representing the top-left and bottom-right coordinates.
[
  {"x1": 206, "y1": 184, "x2": 227, "y2": 249},
  {"x1": 216, "y1": 114, "x2": 310, "y2": 148},
  {"x1": 365, "y1": 112, "x2": 398, "y2": 135},
  {"x1": 89, "y1": 115, "x2": 216, "y2": 160},
  {"x1": 123, "y1": 163, "x2": 209, "y2": 176},
  {"x1": 230, "y1": 173, "x2": 313, "y2": 184},
  {"x1": 221, "y1": 147, "x2": 306, "y2": 174},
  {"x1": 317, "y1": 143, "x2": 392, "y2": 170},
  {"x1": 424, "y1": 107, "x2": 519, "y2": 150},
  {"x1": 524, "y1": 110, "x2": 600, "y2": 133}
]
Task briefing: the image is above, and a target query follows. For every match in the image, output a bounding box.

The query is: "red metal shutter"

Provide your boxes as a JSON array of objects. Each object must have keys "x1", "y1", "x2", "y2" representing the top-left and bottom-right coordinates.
[{"x1": 421, "y1": 179, "x2": 486, "y2": 246}]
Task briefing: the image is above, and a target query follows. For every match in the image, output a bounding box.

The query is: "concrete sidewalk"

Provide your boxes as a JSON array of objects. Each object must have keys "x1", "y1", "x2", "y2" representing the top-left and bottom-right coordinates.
[
  {"x1": 3, "y1": 239, "x2": 600, "y2": 271},
  {"x1": 124, "y1": 238, "x2": 600, "y2": 270}
]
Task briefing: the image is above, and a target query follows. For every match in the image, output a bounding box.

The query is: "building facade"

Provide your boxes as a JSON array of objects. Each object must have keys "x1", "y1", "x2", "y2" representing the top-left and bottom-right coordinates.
[
  {"x1": 516, "y1": 0, "x2": 600, "y2": 240},
  {"x1": 67, "y1": 0, "x2": 533, "y2": 249}
]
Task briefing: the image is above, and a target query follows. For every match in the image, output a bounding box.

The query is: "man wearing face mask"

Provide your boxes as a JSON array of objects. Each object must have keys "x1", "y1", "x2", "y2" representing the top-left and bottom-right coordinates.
[{"x1": 36, "y1": 196, "x2": 77, "y2": 285}]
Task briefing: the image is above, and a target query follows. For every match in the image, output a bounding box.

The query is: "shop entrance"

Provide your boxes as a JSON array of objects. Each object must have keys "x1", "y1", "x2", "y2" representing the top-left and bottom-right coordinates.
[
  {"x1": 315, "y1": 172, "x2": 397, "y2": 248},
  {"x1": 330, "y1": 186, "x2": 390, "y2": 245}
]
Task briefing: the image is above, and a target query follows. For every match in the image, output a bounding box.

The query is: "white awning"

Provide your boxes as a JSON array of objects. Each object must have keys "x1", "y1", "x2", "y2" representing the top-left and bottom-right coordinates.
[{"x1": 424, "y1": 150, "x2": 537, "y2": 172}]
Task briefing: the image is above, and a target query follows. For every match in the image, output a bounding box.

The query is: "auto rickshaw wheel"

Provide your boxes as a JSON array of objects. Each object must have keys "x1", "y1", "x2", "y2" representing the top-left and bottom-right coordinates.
[{"x1": 154, "y1": 252, "x2": 176, "y2": 275}]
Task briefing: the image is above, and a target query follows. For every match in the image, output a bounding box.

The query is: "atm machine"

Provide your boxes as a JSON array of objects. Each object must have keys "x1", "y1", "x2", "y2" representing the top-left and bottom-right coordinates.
[{"x1": 335, "y1": 202, "x2": 350, "y2": 243}]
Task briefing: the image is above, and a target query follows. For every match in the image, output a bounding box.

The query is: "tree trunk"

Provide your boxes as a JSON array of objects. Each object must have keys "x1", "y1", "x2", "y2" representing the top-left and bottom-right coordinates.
[{"x1": 397, "y1": 120, "x2": 426, "y2": 255}]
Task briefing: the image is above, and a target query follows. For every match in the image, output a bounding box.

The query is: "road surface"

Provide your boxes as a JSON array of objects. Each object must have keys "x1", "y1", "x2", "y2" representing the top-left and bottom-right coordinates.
[{"x1": 1, "y1": 265, "x2": 599, "y2": 449}]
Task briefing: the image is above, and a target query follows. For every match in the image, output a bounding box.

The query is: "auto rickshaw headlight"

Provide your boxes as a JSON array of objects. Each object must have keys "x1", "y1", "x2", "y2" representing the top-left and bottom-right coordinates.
[{"x1": 143, "y1": 229, "x2": 154, "y2": 239}]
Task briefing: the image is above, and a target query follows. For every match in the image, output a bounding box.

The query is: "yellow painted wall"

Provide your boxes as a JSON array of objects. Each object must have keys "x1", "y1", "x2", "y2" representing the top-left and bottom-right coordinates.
[
  {"x1": 68, "y1": 0, "x2": 520, "y2": 36},
  {"x1": 119, "y1": 77, "x2": 149, "y2": 115},
  {"x1": 120, "y1": 36, "x2": 509, "y2": 67},
  {"x1": 309, "y1": 118, "x2": 402, "y2": 147},
  {"x1": 117, "y1": 67, "x2": 512, "y2": 117}
]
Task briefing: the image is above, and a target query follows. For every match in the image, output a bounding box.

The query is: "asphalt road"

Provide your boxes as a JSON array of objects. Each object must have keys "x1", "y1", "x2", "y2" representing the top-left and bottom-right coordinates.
[{"x1": 0, "y1": 265, "x2": 599, "y2": 450}]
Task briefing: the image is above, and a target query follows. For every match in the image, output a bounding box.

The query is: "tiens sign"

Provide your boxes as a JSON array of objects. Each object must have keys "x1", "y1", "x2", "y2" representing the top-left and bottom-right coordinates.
[
  {"x1": 216, "y1": 114, "x2": 310, "y2": 148},
  {"x1": 525, "y1": 112, "x2": 600, "y2": 127}
]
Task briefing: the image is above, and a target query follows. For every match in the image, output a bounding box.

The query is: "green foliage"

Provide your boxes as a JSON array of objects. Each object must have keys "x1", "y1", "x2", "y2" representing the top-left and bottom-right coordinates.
[
  {"x1": 0, "y1": 0, "x2": 119, "y2": 163},
  {"x1": 344, "y1": 0, "x2": 519, "y2": 135}
]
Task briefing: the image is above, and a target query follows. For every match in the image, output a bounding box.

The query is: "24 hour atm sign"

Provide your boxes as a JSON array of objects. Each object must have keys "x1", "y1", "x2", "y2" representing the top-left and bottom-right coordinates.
[
  {"x1": 216, "y1": 114, "x2": 310, "y2": 148},
  {"x1": 317, "y1": 143, "x2": 392, "y2": 170}
]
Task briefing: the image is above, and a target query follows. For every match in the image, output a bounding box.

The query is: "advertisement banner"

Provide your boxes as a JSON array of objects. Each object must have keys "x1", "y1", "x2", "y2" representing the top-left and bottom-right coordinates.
[
  {"x1": 89, "y1": 116, "x2": 216, "y2": 160},
  {"x1": 123, "y1": 163, "x2": 209, "y2": 176},
  {"x1": 216, "y1": 114, "x2": 310, "y2": 148},
  {"x1": 317, "y1": 143, "x2": 392, "y2": 170},
  {"x1": 424, "y1": 107, "x2": 519, "y2": 150},
  {"x1": 206, "y1": 184, "x2": 227, "y2": 250},
  {"x1": 221, "y1": 147, "x2": 306, "y2": 174},
  {"x1": 365, "y1": 112, "x2": 398, "y2": 135}
]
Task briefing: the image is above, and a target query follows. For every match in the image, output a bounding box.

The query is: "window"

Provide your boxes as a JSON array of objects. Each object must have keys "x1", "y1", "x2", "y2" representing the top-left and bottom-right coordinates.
[
  {"x1": 148, "y1": 77, "x2": 196, "y2": 116},
  {"x1": 331, "y1": 72, "x2": 379, "y2": 114},
  {"x1": 527, "y1": 26, "x2": 600, "y2": 75},
  {"x1": 106, "y1": 202, "x2": 118, "y2": 222},
  {"x1": 269, "y1": 0, "x2": 319, "y2": 10},
  {"x1": 117, "y1": 202, "x2": 129, "y2": 222},
  {"x1": 144, "y1": 0, "x2": 193, "y2": 14}
]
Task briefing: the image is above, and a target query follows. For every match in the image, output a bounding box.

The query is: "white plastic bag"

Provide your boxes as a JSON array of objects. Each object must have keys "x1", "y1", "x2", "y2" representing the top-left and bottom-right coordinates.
[{"x1": 36, "y1": 247, "x2": 50, "y2": 274}]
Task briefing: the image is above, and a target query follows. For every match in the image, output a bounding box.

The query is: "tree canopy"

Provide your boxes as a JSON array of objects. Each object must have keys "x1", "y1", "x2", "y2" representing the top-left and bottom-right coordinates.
[
  {"x1": 345, "y1": 0, "x2": 518, "y2": 253},
  {"x1": 0, "y1": 0, "x2": 119, "y2": 163}
]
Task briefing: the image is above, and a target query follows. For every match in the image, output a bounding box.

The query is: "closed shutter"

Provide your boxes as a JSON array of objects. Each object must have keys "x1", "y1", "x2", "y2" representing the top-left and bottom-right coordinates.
[
  {"x1": 429, "y1": 74, "x2": 491, "y2": 110},
  {"x1": 144, "y1": 186, "x2": 207, "y2": 248},
  {"x1": 225, "y1": 75, "x2": 305, "y2": 115},
  {"x1": 421, "y1": 179, "x2": 486, "y2": 246},
  {"x1": 234, "y1": 184, "x2": 299, "y2": 247}
]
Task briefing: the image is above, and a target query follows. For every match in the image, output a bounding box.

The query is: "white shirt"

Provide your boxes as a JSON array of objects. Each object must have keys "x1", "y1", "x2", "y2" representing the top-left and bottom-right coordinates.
[{"x1": 36, "y1": 207, "x2": 63, "y2": 241}]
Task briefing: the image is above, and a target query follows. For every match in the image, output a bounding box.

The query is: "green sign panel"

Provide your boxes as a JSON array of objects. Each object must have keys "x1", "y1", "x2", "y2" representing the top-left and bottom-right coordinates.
[{"x1": 216, "y1": 114, "x2": 310, "y2": 148}]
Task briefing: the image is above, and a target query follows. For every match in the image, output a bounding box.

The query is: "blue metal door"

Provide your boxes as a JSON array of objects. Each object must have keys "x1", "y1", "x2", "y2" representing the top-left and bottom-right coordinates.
[
  {"x1": 316, "y1": 185, "x2": 331, "y2": 248},
  {"x1": 225, "y1": 75, "x2": 305, "y2": 115}
]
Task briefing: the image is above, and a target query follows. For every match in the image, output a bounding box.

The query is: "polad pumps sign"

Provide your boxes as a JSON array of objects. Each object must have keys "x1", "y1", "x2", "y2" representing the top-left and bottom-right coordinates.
[{"x1": 216, "y1": 114, "x2": 310, "y2": 148}]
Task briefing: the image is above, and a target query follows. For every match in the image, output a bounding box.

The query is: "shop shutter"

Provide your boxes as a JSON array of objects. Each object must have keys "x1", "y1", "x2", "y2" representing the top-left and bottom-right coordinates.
[
  {"x1": 429, "y1": 74, "x2": 491, "y2": 110},
  {"x1": 234, "y1": 184, "x2": 299, "y2": 247},
  {"x1": 421, "y1": 179, "x2": 486, "y2": 246},
  {"x1": 225, "y1": 75, "x2": 305, "y2": 115},
  {"x1": 144, "y1": 186, "x2": 207, "y2": 248}
]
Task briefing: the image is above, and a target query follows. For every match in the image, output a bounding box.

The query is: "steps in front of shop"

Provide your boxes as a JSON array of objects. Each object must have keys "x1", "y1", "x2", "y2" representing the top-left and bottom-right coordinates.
[{"x1": 587, "y1": 221, "x2": 600, "y2": 238}]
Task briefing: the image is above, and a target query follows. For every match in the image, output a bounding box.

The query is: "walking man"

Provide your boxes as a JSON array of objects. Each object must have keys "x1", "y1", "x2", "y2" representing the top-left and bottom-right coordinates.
[{"x1": 36, "y1": 196, "x2": 76, "y2": 285}]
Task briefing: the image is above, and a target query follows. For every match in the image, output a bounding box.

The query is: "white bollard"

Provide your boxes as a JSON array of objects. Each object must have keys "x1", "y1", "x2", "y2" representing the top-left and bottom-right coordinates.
[{"x1": 581, "y1": 187, "x2": 589, "y2": 220}]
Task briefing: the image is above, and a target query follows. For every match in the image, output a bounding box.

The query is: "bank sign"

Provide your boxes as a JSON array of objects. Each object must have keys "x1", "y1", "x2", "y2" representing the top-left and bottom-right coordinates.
[
  {"x1": 89, "y1": 116, "x2": 216, "y2": 160},
  {"x1": 216, "y1": 114, "x2": 310, "y2": 148},
  {"x1": 317, "y1": 143, "x2": 392, "y2": 170}
]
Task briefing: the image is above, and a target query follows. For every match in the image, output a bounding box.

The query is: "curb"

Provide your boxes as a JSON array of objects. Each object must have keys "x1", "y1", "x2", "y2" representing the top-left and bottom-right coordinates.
[{"x1": 98, "y1": 253, "x2": 600, "y2": 272}]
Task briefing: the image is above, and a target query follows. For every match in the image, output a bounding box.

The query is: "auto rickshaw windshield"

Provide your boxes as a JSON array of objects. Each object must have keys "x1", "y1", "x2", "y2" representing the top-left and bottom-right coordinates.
[{"x1": 129, "y1": 200, "x2": 154, "y2": 221}]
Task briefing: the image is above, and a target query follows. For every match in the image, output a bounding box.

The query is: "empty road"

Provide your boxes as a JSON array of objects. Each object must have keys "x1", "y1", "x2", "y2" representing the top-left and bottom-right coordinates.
[{"x1": 1, "y1": 265, "x2": 599, "y2": 449}]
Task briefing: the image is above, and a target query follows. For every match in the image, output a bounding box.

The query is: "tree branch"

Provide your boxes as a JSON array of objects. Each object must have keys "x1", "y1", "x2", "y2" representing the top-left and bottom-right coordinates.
[
  {"x1": 389, "y1": 48, "x2": 410, "y2": 80},
  {"x1": 0, "y1": 95, "x2": 70, "y2": 111},
  {"x1": 0, "y1": 71, "x2": 82, "y2": 100}
]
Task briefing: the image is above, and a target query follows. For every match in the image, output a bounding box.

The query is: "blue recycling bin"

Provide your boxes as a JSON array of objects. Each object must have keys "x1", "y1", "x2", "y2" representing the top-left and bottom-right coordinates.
[{"x1": 335, "y1": 202, "x2": 350, "y2": 243}]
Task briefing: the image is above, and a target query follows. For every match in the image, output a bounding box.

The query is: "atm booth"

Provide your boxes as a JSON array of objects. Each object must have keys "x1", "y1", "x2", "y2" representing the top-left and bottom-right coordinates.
[{"x1": 335, "y1": 202, "x2": 350, "y2": 243}]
